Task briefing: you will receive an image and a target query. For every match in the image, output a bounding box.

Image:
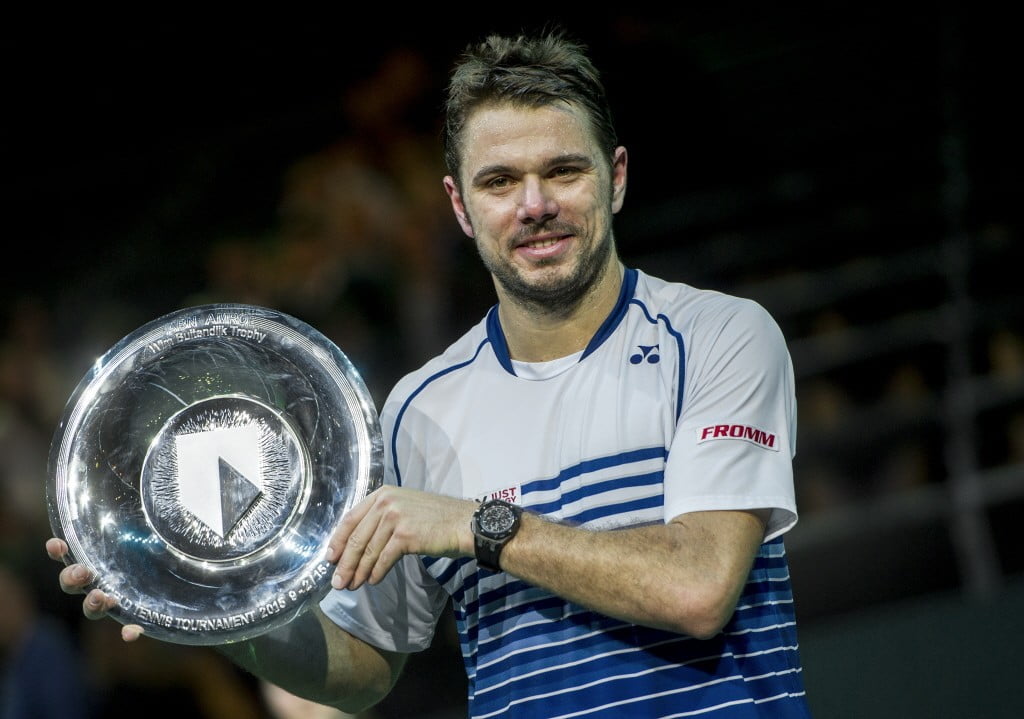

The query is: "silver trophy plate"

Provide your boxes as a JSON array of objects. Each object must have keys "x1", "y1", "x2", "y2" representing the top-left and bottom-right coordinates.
[{"x1": 47, "y1": 304, "x2": 383, "y2": 645}]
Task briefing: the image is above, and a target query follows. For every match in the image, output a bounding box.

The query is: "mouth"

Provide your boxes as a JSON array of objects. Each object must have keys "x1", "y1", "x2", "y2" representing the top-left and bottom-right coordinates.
[
  {"x1": 513, "y1": 226, "x2": 576, "y2": 248},
  {"x1": 518, "y1": 235, "x2": 567, "y2": 250},
  {"x1": 513, "y1": 234, "x2": 573, "y2": 263}
]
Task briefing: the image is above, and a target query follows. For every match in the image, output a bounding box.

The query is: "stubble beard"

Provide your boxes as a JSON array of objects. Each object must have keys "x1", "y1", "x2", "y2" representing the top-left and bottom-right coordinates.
[{"x1": 477, "y1": 221, "x2": 615, "y2": 318}]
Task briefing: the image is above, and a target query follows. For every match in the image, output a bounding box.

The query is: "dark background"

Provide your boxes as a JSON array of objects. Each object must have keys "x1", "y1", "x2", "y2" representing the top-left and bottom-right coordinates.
[
  {"x1": 2, "y1": 4, "x2": 1022, "y2": 718},
  {"x1": 6, "y1": 6, "x2": 1018, "y2": 318}
]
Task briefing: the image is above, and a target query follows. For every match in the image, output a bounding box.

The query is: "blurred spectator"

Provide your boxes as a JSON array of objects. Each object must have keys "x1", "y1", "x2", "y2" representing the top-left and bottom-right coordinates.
[
  {"x1": 986, "y1": 328, "x2": 1024, "y2": 466},
  {"x1": 201, "y1": 236, "x2": 279, "y2": 308},
  {"x1": 190, "y1": 46, "x2": 464, "y2": 405},
  {"x1": 273, "y1": 46, "x2": 461, "y2": 391},
  {"x1": 0, "y1": 296, "x2": 65, "y2": 431},
  {"x1": 873, "y1": 362, "x2": 935, "y2": 494},
  {"x1": 0, "y1": 558, "x2": 93, "y2": 719},
  {"x1": 793, "y1": 309, "x2": 861, "y2": 513},
  {"x1": 0, "y1": 297, "x2": 65, "y2": 551},
  {"x1": 0, "y1": 400, "x2": 49, "y2": 548},
  {"x1": 987, "y1": 328, "x2": 1024, "y2": 383},
  {"x1": 794, "y1": 376, "x2": 857, "y2": 512},
  {"x1": 1006, "y1": 413, "x2": 1024, "y2": 465},
  {"x1": 79, "y1": 620, "x2": 267, "y2": 719}
]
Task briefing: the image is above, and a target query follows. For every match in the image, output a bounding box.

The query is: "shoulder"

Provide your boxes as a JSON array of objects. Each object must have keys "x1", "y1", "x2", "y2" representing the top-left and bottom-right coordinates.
[
  {"x1": 382, "y1": 311, "x2": 493, "y2": 414},
  {"x1": 632, "y1": 269, "x2": 781, "y2": 335}
]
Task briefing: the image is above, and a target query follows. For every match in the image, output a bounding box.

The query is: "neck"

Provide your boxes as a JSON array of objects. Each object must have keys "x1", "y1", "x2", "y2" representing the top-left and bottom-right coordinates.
[{"x1": 497, "y1": 260, "x2": 625, "y2": 362}]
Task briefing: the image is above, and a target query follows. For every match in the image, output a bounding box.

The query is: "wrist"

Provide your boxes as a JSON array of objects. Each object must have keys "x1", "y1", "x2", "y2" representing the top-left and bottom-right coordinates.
[{"x1": 471, "y1": 499, "x2": 523, "y2": 572}]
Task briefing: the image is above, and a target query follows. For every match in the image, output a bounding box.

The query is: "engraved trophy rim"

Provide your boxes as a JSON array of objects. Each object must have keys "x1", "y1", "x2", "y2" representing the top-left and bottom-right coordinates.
[{"x1": 47, "y1": 303, "x2": 383, "y2": 645}]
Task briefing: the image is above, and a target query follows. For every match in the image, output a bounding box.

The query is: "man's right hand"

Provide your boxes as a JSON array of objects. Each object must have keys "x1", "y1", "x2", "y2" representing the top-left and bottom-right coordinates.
[{"x1": 45, "y1": 537, "x2": 145, "y2": 641}]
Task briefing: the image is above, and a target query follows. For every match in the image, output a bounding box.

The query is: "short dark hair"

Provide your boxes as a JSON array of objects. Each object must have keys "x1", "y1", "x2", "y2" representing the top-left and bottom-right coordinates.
[{"x1": 442, "y1": 29, "x2": 618, "y2": 184}]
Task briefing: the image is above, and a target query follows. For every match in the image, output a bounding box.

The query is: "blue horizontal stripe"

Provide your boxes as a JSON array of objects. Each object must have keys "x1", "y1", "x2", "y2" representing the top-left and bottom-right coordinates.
[
  {"x1": 761, "y1": 536, "x2": 787, "y2": 556},
  {"x1": 470, "y1": 645, "x2": 807, "y2": 719},
  {"x1": 528, "y1": 470, "x2": 664, "y2": 515},
  {"x1": 566, "y1": 493, "x2": 665, "y2": 524},
  {"x1": 477, "y1": 621, "x2": 694, "y2": 679},
  {"x1": 478, "y1": 610, "x2": 630, "y2": 664},
  {"x1": 477, "y1": 594, "x2": 570, "y2": 638},
  {"x1": 425, "y1": 500, "x2": 804, "y2": 718},
  {"x1": 474, "y1": 608, "x2": 801, "y2": 687},
  {"x1": 521, "y1": 447, "x2": 668, "y2": 495},
  {"x1": 728, "y1": 599, "x2": 797, "y2": 633},
  {"x1": 476, "y1": 578, "x2": 539, "y2": 616}
]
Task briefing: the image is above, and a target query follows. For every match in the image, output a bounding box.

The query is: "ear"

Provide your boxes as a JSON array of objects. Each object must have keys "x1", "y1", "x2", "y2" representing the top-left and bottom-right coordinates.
[
  {"x1": 443, "y1": 176, "x2": 475, "y2": 238},
  {"x1": 610, "y1": 146, "x2": 628, "y2": 214}
]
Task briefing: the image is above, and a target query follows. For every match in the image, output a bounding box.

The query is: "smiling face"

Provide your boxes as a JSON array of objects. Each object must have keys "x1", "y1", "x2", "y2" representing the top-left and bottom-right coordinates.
[{"x1": 443, "y1": 102, "x2": 627, "y2": 315}]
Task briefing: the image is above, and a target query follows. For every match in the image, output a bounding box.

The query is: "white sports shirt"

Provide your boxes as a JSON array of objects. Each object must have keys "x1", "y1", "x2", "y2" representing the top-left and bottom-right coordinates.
[{"x1": 321, "y1": 268, "x2": 811, "y2": 718}]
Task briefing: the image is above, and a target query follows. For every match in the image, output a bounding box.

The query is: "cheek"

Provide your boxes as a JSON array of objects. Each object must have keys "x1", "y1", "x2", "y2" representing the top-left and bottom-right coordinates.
[
  {"x1": 466, "y1": 201, "x2": 514, "y2": 239},
  {"x1": 565, "y1": 183, "x2": 604, "y2": 219}
]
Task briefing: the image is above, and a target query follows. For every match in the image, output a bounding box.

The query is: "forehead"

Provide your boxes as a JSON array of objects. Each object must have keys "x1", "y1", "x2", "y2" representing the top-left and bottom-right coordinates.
[{"x1": 458, "y1": 102, "x2": 599, "y2": 173}]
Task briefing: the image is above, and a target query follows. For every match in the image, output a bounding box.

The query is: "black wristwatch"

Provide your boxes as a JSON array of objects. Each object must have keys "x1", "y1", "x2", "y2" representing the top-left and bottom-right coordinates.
[{"x1": 471, "y1": 499, "x2": 523, "y2": 572}]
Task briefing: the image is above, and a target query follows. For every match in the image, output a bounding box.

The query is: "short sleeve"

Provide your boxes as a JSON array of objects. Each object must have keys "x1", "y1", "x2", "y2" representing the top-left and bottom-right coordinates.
[
  {"x1": 663, "y1": 298, "x2": 798, "y2": 540},
  {"x1": 319, "y1": 553, "x2": 449, "y2": 653},
  {"x1": 318, "y1": 384, "x2": 450, "y2": 653}
]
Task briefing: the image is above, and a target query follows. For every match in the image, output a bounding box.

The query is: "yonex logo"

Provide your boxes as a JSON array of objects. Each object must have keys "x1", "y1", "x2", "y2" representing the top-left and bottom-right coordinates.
[{"x1": 630, "y1": 344, "x2": 660, "y2": 364}]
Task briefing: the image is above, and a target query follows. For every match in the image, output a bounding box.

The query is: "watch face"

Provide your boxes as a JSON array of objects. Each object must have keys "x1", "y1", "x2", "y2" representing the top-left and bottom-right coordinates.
[{"x1": 477, "y1": 503, "x2": 515, "y2": 537}]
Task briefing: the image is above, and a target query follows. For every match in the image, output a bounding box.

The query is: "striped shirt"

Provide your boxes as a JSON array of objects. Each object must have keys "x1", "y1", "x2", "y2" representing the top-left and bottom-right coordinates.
[{"x1": 321, "y1": 268, "x2": 811, "y2": 717}]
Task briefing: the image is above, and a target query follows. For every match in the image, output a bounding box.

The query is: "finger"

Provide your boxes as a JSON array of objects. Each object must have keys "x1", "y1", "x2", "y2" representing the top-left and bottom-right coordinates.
[
  {"x1": 45, "y1": 537, "x2": 69, "y2": 562},
  {"x1": 122, "y1": 624, "x2": 145, "y2": 642},
  {"x1": 326, "y1": 492, "x2": 376, "y2": 563},
  {"x1": 367, "y1": 534, "x2": 402, "y2": 586},
  {"x1": 59, "y1": 564, "x2": 93, "y2": 595},
  {"x1": 333, "y1": 509, "x2": 385, "y2": 590},
  {"x1": 83, "y1": 588, "x2": 117, "y2": 621},
  {"x1": 357, "y1": 517, "x2": 403, "y2": 588},
  {"x1": 346, "y1": 519, "x2": 388, "y2": 590}
]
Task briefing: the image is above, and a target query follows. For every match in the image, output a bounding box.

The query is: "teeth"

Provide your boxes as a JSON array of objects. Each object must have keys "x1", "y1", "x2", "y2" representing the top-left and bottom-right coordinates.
[{"x1": 526, "y1": 238, "x2": 558, "y2": 248}]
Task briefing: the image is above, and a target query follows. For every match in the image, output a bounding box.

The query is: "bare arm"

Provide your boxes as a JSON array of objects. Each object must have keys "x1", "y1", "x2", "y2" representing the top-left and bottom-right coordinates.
[
  {"x1": 45, "y1": 538, "x2": 406, "y2": 714},
  {"x1": 500, "y1": 509, "x2": 767, "y2": 639},
  {"x1": 217, "y1": 605, "x2": 407, "y2": 713},
  {"x1": 329, "y1": 487, "x2": 767, "y2": 639}
]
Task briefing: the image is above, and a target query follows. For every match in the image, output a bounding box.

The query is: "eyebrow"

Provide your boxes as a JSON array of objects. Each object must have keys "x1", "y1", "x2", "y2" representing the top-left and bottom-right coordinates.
[
  {"x1": 470, "y1": 153, "x2": 595, "y2": 186},
  {"x1": 471, "y1": 164, "x2": 515, "y2": 186}
]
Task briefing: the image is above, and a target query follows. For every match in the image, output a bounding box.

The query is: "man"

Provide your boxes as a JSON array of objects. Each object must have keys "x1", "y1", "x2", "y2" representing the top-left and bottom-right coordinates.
[{"x1": 49, "y1": 29, "x2": 811, "y2": 717}]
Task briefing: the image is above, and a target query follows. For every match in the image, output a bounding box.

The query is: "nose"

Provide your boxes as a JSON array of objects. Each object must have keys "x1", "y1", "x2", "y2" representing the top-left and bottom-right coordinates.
[{"x1": 515, "y1": 176, "x2": 558, "y2": 225}]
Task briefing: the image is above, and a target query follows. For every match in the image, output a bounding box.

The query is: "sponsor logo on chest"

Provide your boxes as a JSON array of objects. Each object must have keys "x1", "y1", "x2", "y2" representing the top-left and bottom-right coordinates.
[{"x1": 475, "y1": 486, "x2": 521, "y2": 504}]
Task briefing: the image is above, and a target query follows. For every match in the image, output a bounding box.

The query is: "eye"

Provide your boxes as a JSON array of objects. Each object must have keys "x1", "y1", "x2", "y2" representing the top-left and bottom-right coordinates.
[
  {"x1": 487, "y1": 176, "x2": 512, "y2": 190},
  {"x1": 551, "y1": 166, "x2": 580, "y2": 179}
]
